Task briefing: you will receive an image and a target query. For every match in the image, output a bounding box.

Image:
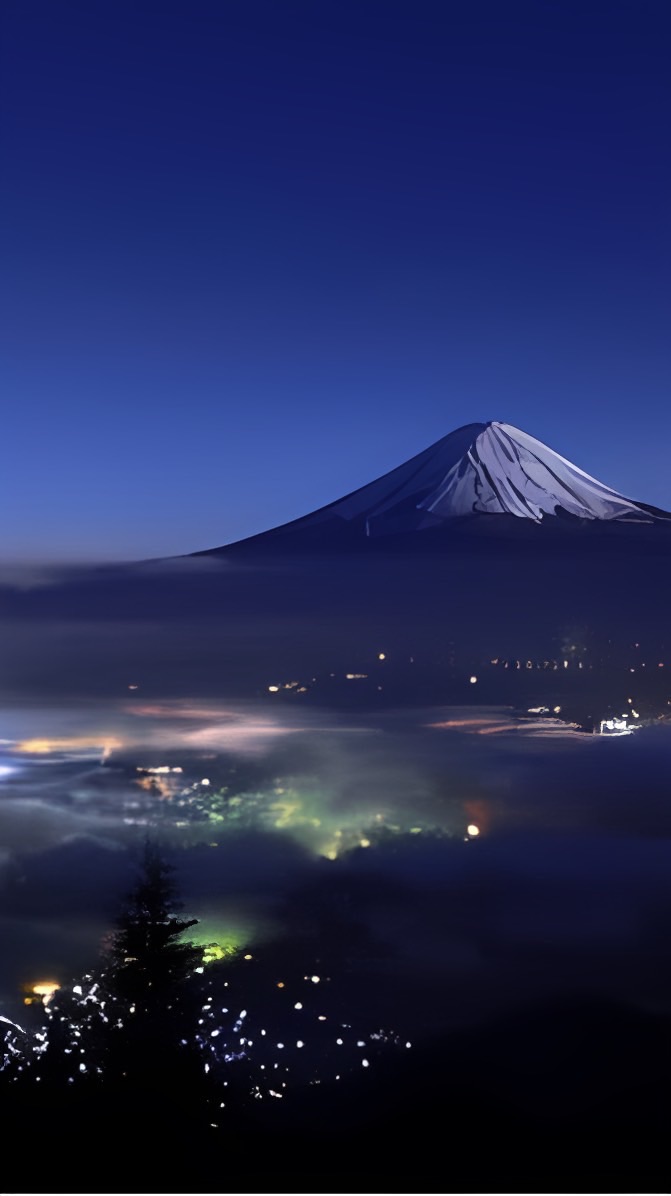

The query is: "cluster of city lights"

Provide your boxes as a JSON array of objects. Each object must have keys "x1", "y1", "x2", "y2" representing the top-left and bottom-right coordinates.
[
  {"x1": 195, "y1": 964, "x2": 411, "y2": 1101},
  {"x1": 124, "y1": 767, "x2": 468, "y2": 859},
  {"x1": 2, "y1": 955, "x2": 411, "y2": 1102}
]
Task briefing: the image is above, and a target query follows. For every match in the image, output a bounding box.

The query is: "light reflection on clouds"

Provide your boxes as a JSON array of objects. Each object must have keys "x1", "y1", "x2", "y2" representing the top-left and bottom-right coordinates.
[
  {"x1": 14, "y1": 737, "x2": 122, "y2": 758},
  {"x1": 425, "y1": 708, "x2": 587, "y2": 739},
  {"x1": 0, "y1": 700, "x2": 640, "y2": 863}
]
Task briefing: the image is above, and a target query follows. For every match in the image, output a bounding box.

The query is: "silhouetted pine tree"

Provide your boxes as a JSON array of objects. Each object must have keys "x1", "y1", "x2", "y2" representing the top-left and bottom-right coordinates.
[
  {"x1": 99, "y1": 841, "x2": 205, "y2": 1091},
  {"x1": 107, "y1": 839, "x2": 201, "y2": 1008}
]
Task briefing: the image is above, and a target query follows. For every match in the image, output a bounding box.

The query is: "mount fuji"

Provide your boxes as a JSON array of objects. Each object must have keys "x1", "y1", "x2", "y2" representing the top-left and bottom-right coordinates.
[
  {"x1": 4, "y1": 420, "x2": 671, "y2": 709},
  {"x1": 210, "y1": 421, "x2": 671, "y2": 555}
]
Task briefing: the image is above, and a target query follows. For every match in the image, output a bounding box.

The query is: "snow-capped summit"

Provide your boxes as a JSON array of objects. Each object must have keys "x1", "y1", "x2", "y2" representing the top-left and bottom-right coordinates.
[
  {"x1": 336, "y1": 420, "x2": 668, "y2": 534},
  {"x1": 215, "y1": 420, "x2": 670, "y2": 553},
  {"x1": 415, "y1": 421, "x2": 664, "y2": 526}
]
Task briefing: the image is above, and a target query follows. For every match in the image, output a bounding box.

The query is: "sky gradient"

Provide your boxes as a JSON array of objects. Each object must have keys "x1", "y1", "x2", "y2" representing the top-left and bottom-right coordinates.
[{"x1": 2, "y1": 0, "x2": 670, "y2": 561}]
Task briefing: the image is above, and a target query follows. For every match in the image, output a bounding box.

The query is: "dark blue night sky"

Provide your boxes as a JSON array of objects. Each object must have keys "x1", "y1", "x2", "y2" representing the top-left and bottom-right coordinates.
[{"x1": 2, "y1": 0, "x2": 670, "y2": 560}]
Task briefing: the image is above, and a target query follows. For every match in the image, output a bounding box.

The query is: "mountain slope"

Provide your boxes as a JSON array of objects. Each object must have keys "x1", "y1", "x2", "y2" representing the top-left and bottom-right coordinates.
[{"x1": 207, "y1": 421, "x2": 671, "y2": 553}]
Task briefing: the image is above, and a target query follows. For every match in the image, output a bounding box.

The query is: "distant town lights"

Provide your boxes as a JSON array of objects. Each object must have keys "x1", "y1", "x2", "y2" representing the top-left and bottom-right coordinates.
[{"x1": 466, "y1": 824, "x2": 480, "y2": 837}]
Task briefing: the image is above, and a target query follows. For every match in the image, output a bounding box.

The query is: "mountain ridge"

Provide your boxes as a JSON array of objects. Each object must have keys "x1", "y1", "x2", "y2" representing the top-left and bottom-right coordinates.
[{"x1": 203, "y1": 421, "x2": 671, "y2": 555}]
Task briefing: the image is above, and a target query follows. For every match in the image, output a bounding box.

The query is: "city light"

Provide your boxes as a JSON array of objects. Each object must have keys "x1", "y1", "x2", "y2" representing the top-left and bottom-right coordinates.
[{"x1": 25, "y1": 982, "x2": 61, "y2": 1006}]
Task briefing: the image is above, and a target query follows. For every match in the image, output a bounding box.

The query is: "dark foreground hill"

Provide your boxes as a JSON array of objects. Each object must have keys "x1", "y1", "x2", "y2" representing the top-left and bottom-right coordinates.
[{"x1": 3, "y1": 994, "x2": 669, "y2": 1194}]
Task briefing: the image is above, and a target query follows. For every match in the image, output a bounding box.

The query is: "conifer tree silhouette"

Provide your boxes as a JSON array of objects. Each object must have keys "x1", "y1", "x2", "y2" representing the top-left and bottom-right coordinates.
[
  {"x1": 101, "y1": 840, "x2": 204, "y2": 1092},
  {"x1": 108, "y1": 839, "x2": 201, "y2": 1009}
]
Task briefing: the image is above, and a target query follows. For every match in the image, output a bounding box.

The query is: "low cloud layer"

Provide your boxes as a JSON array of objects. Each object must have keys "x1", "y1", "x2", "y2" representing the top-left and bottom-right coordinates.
[{"x1": 2, "y1": 698, "x2": 671, "y2": 1033}]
